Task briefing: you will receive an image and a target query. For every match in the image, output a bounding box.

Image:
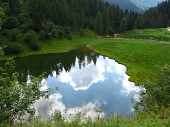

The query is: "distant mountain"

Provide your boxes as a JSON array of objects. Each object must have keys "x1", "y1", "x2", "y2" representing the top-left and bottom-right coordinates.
[
  {"x1": 131, "y1": 0, "x2": 166, "y2": 10},
  {"x1": 105, "y1": 0, "x2": 166, "y2": 12}
]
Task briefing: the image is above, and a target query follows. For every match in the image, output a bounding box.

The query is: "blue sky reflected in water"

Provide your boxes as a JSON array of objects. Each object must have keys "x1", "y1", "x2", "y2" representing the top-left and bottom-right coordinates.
[{"x1": 34, "y1": 56, "x2": 141, "y2": 120}]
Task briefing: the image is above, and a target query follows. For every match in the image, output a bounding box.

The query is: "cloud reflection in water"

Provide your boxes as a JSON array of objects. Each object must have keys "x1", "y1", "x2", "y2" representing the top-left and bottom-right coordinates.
[{"x1": 34, "y1": 56, "x2": 141, "y2": 119}]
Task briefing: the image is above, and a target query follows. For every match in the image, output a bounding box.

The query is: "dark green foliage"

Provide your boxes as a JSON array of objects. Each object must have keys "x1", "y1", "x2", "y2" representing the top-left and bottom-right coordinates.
[
  {"x1": 8, "y1": 0, "x2": 20, "y2": 15},
  {"x1": 39, "y1": 30, "x2": 46, "y2": 40},
  {"x1": 94, "y1": 11, "x2": 103, "y2": 35},
  {"x1": 0, "y1": 7, "x2": 4, "y2": 29},
  {"x1": 3, "y1": 17, "x2": 18, "y2": 29},
  {"x1": 8, "y1": 28, "x2": 19, "y2": 42},
  {"x1": 66, "y1": 33, "x2": 72, "y2": 40},
  {"x1": 168, "y1": 20, "x2": 170, "y2": 26},
  {"x1": 64, "y1": 26, "x2": 71, "y2": 35},
  {"x1": 0, "y1": 29, "x2": 9, "y2": 36},
  {"x1": 79, "y1": 29, "x2": 85, "y2": 36},
  {"x1": 17, "y1": 13, "x2": 26, "y2": 24},
  {"x1": 135, "y1": 65, "x2": 170, "y2": 111},
  {"x1": 58, "y1": 30, "x2": 64, "y2": 39},
  {"x1": 51, "y1": 29, "x2": 57, "y2": 37},
  {"x1": 120, "y1": 16, "x2": 128, "y2": 32},
  {"x1": 106, "y1": 28, "x2": 115, "y2": 36},
  {"x1": 0, "y1": 39, "x2": 9, "y2": 46},
  {"x1": 0, "y1": 58, "x2": 53, "y2": 124},
  {"x1": 19, "y1": 23, "x2": 29, "y2": 33},
  {"x1": 24, "y1": 30, "x2": 37, "y2": 43},
  {"x1": 144, "y1": 0, "x2": 170, "y2": 28},
  {"x1": 134, "y1": 16, "x2": 143, "y2": 29},
  {"x1": 29, "y1": 36, "x2": 40, "y2": 50},
  {"x1": 3, "y1": 42, "x2": 23, "y2": 55}
]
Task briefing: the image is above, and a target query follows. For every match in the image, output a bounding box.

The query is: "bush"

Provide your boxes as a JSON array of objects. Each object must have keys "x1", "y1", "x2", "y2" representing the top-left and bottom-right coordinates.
[
  {"x1": 39, "y1": 30, "x2": 46, "y2": 40},
  {"x1": 20, "y1": 23, "x2": 29, "y2": 33},
  {"x1": 64, "y1": 26, "x2": 71, "y2": 35},
  {"x1": 3, "y1": 42, "x2": 23, "y2": 55},
  {"x1": 17, "y1": 13, "x2": 26, "y2": 24},
  {"x1": 66, "y1": 34, "x2": 72, "y2": 40},
  {"x1": 8, "y1": 28, "x2": 20, "y2": 42},
  {"x1": 135, "y1": 65, "x2": 170, "y2": 111},
  {"x1": 29, "y1": 36, "x2": 40, "y2": 50},
  {"x1": 3, "y1": 17, "x2": 18, "y2": 29},
  {"x1": 0, "y1": 29, "x2": 9, "y2": 36},
  {"x1": 0, "y1": 39, "x2": 9, "y2": 45},
  {"x1": 0, "y1": 59, "x2": 53, "y2": 124},
  {"x1": 24, "y1": 30, "x2": 37, "y2": 43},
  {"x1": 51, "y1": 29, "x2": 57, "y2": 37},
  {"x1": 58, "y1": 30, "x2": 64, "y2": 39},
  {"x1": 106, "y1": 28, "x2": 115, "y2": 36},
  {"x1": 79, "y1": 29, "x2": 85, "y2": 36}
]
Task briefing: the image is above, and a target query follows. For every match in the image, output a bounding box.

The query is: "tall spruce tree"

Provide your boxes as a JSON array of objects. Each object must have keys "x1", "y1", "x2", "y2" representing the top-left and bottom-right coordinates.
[{"x1": 95, "y1": 11, "x2": 103, "y2": 35}]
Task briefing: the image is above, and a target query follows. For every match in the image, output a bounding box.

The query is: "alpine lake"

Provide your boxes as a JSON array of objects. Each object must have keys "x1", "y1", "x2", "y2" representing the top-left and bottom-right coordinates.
[{"x1": 1, "y1": 46, "x2": 141, "y2": 120}]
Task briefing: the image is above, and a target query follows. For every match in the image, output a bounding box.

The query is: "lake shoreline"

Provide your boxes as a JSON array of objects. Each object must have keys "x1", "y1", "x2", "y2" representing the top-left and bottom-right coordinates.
[{"x1": 1, "y1": 29, "x2": 170, "y2": 85}]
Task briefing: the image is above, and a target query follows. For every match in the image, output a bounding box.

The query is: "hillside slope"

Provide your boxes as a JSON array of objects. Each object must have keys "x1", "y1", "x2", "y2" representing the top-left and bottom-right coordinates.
[{"x1": 106, "y1": 0, "x2": 165, "y2": 12}]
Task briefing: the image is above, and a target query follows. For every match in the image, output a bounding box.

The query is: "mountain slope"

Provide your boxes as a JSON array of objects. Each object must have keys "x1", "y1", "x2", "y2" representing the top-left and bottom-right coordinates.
[
  {"x1": 131, "y1": 0, "x2": 166, "y2": 10},
  {"x1": 106, "y1": 0, "x2": 166, "y2": 12}
]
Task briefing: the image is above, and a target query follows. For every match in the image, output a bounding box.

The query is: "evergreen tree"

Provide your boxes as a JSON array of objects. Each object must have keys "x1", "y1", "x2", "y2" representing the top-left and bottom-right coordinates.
[
  {"x1": 134, "y1": 16, "x2": 143, "y2": 29},
  {"x1": 103, "y1": 7, "x2": 110, "y2": 34},
  {"x1": 120, "y1": 16, "x2": 128, "y2": 32},
  {"x1": 94, "y1": 11, "x2": 103, "y2": 35},
  {"x1": 157, "y1": 13, "x2": 163, "y2": 28},
  {"x1": 9, "y1": 0, "x2": 20, "y2": 15}
]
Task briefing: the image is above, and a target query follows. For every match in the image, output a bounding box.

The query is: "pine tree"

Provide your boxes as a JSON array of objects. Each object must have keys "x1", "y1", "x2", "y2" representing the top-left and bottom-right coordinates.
[
  {"x1": 9, "y1": 0, "x2": 20, "y2": 15},
  {"x1": 94, "y1": 11, "x2": 103, "y2": 35},
  {"x1": 134, "y1": 16, "x2": 143, "y2": 29}
]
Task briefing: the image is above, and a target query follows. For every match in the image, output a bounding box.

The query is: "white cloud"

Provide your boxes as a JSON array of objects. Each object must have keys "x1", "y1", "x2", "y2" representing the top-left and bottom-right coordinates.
[
  {"x1": 63, "y1": 101, "x2": 104, "y2": 121},
  {"x1": 34, "y1": 93, "x2": 66, "y2": 119},
  {"x1": 105, "y1": 58, "x2": 141, "y2": 96},
  {"x1": 58, "y1": 58, "x2": 105, "y2": 90}
]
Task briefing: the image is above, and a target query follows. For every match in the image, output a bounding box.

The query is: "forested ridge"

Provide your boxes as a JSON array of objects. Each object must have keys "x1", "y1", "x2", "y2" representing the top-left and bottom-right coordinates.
[{"x1": 0, "y1": 0, "x2": 170, "y2": 55}]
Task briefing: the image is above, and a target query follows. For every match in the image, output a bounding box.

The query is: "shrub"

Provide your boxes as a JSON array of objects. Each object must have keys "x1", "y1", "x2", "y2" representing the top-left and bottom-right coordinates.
[
  {"x1": 17, "y1": 13, "x2": 26, "y2": 24},
  {"x1": 29, "y1": 36, "x2": 40, "y2": 50},
  {"x1": 20, "y1": 23, "x2": 29, "y2": 33},
  {"x1": 64, "y1": 26, "x2": 71, "y2": 35},
  {"x1": 3, "y1": 17, "x2": 18, "y2": 29},
  {"x1": 134, "y1": 65, "x2": 170, "y2": 111},
  {"x1": 3, "y1": 42, "x2": 23, "y2": 55},
  {"x1": 0, "y1": 58, "x2": 54, "y2": 124},
  {"x1": 79, "y1": 29, "x2": 85, "y2": 36},
  {"x1": 51, "y1": 29, "x2": 57, "y2": 37},
  {"x1": 66, "y1": 33, "x2": 72, "y2": 40},
  {"x1": 39, "y1": 30, "x2": 46, "y2": 40},
  {"x1": 8, "y1": 28, "x2": 20, "y2": 42},
  {"x1": 58, "y1": 30, "x2": 64, "y2": 39},
  {"x1": 0, "y1": 29, "x2": 9, "y2": 36},
  {"x1": 0, "y1": 39, "x2": 9, "y2": 46},
  {"x1": 24, "y1": 30, "x2": 37, "y2": 43},
  {"x1": 106, "y1": 28, "x2": 115, "y2": 36}
]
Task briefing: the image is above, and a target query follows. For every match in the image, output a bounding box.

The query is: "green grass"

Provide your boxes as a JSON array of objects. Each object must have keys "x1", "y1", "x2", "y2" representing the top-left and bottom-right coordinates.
[
  {"x1": 119, "y1": 28, "x2": 170, "y2": 41},
  {"x1": 5, "y1": 107, "x2": 170, "y2": 127},
  {"x1": 89, "y1": 38, "x2": 170, "y2": 85}
]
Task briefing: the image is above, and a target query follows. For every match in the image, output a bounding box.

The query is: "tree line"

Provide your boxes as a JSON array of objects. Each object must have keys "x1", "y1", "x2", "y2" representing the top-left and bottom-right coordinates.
[{"x1": 0, "y1": 0, "x2": 170, "y2": 55}]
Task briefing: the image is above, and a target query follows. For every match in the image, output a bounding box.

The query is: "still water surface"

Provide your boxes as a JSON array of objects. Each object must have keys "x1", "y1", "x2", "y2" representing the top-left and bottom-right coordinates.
[{"x1": 10, "y1": 47, "x2": 140, "y2": 119}]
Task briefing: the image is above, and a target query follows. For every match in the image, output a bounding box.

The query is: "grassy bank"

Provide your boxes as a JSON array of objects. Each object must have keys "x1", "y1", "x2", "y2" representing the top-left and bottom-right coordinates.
[
  {"x1": 1, "y1": 29, "x2": 170, "y2": 85},
  {"x1": 119, "y1": 28, "x2": 170, "y2": 41},
  {"x1": 6, "y1": 107, "x2": 170, "y2": 127}
]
